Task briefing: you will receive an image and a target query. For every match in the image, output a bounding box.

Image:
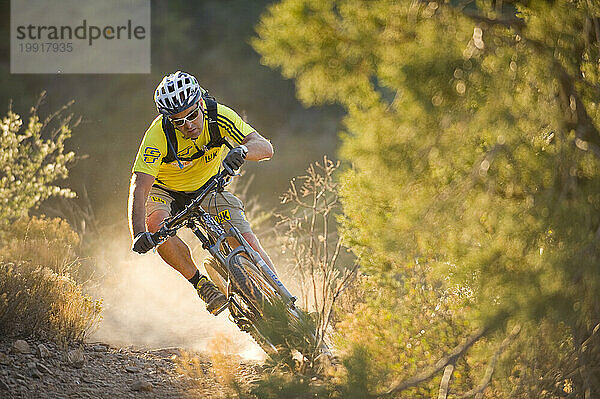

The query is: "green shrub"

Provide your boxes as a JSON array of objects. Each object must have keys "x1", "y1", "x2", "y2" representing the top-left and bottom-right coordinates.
[{"x1": 0, "y1": 95, "x2": 77, "y2": 228}]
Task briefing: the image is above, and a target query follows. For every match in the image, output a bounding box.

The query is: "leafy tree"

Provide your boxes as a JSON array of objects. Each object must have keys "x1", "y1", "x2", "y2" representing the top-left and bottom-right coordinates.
[
  {"x1": 254, "y1": 0, "x2": 600, "y2": 396},
  {"x1": 0, "y1": 94, "x2": 78, "y2": 227}
]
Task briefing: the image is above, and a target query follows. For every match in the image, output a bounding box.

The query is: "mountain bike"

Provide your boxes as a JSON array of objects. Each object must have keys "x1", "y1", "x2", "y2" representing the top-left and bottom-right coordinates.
[{"x1": 149, "y1": 168, "x2": 331, "y2": 360}]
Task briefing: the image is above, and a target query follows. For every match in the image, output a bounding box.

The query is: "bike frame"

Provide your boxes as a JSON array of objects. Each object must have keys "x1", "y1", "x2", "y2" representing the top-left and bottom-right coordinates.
[
  {"x1": 151, "y1": 170, "x2": 332, "y2": 358},
  {"x1": 152, "y1": 170, "x2": 296, "y2": 306}
]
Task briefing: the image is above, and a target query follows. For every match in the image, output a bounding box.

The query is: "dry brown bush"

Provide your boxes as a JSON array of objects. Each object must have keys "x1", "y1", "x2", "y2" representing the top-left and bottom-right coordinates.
[
  {"x1": 276, "y1": 156, "x2": 359, "y2": 359},
  {"x1": 0, "y1": 216, "x2": 80, "y2": 274},
  {"x1": 0, "y1": 216, "x2": 102, "y2": 342}
]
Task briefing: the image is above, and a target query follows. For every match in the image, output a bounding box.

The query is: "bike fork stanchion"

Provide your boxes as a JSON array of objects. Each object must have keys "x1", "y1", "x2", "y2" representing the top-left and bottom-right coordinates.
[{"x1": 189, "y1": 223, "x2": 229, "y2": 266}]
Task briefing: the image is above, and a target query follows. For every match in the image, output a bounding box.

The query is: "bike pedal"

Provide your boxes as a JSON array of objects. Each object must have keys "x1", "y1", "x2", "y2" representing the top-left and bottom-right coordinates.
[{"x1": 212, "y1": 298, "x2": 231, "y2": 316}]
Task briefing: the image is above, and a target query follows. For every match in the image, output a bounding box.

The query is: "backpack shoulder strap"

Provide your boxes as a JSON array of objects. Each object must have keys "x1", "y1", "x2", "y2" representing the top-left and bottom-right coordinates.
[
  {"x1": 203, "y1": 94, "x2": 233, "y2": 150},
  {"x1": 161, "y1": 116, "x2": 183, "y2": 167}
]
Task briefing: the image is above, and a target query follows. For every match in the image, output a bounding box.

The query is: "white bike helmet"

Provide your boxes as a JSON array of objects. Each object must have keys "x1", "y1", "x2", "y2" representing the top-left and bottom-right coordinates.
[{"x1": 154, "y1": 71, "x2": 203, "y2": 116}]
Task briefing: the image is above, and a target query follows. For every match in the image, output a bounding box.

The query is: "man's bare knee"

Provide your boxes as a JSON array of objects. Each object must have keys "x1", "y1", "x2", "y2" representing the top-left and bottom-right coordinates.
[{"x1": 147, "y1": 210, "x2": 170, "y2": 233}]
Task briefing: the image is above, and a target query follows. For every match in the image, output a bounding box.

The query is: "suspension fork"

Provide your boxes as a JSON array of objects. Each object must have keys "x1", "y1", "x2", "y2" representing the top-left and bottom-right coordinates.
[
  {"x1": 187, "y1": 214, "x2": 296, "y2": 306},
  {"x1": 226, "y1": 227, "x2": 297, "y2": 306}
]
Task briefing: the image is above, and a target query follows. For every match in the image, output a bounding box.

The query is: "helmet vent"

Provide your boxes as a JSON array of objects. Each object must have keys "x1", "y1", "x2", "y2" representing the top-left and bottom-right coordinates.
[{"x1": 154, "y1": 71, "x2": 202, "y2": 116}]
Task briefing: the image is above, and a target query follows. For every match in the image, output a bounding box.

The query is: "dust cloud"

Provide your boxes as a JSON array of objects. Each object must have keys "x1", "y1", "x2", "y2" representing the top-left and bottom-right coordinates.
[{"x1": 87, "y1": 230, "x2": 265, "y2": 361}]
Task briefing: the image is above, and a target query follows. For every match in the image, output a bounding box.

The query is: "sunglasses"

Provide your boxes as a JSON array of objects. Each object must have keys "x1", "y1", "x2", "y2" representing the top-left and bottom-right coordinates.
[{"x1": 170, "y1": 104, "x2": 201, "y2": 127}]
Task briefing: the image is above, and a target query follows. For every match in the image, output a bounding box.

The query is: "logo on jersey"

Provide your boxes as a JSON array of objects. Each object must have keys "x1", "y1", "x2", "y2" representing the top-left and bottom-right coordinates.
[
  {"x1": 150, "y1": 196, "x2": 166, "y2": 204},
  {"x1": 205, "y1": 149, "x2": 218, "y2": 163},
  {"x1": 177, "y1": 145, "x2": 193, "y2": 157},
  {"x1": 165, "y1": 145, "x2": 199, "y2": 169},
  {"x1": 169, "y1": 160, "x2": 193, "y2": 168},
  {"x1": 214, "y1": 209, "x2": 231, "y2": 224},
  {"x1": 143, "y1": 147, "x2": 161, "y2": 164}
]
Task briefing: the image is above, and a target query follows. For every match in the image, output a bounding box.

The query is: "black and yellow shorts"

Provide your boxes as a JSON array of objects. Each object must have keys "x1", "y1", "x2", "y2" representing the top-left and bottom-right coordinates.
[{"x1": 146, "y1": 185, "x2": 252, "y2": 234}]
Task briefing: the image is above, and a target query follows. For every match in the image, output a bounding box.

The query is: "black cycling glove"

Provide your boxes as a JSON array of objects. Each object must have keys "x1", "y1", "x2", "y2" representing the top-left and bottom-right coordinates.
[
  {"x1": 132, "y1": 231, "x2": 155, "y2": 254},
  {"x1": 223, "y1": 146, "x2": 248, "y2": 173}
]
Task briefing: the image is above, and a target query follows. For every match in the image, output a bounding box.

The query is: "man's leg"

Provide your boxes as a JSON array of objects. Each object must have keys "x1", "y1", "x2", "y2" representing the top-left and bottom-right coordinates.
[
  {"x1": 147, "y1": 210, "x2": 197, "y2": 279},
  {"x1": 209, "y1": 191, "x2": 279, "y2": 276},
  {"x1": 147, "y1": 209, "x2": 227, "y2": 314},
  {"x1": 241, "y1": 231, "x2": 279, "y2": 278}
]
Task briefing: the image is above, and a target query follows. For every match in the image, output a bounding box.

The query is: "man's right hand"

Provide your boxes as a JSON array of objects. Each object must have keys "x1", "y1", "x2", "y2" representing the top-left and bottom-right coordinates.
[{"x1": 132, "y1": 231, "x2": 155, "y2": 254}]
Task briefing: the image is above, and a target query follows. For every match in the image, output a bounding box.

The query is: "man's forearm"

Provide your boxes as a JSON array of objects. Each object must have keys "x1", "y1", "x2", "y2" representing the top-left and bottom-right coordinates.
[
  {"x1": 129, "y1": 196, "x2": 147, "y2": 238},
  {"x1": 242, "y1": 133, "x2": 274, "y2": 161},
  {"x1": 128, "y1": 175, "x2": 150, "y2": 239}
]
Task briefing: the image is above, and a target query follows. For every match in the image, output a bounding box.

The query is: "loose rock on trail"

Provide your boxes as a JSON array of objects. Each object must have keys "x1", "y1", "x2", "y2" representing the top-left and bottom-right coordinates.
[{"x1": 0, "y1": 338, "x2": 260, "y2": 398}]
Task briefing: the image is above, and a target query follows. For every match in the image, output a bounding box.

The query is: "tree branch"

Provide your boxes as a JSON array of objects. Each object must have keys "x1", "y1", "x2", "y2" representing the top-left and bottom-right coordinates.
[
  {"x1": 585, "y1": 0, "x2": 600, "y2": 46},
  {"x1": 552, "y1": 59, "x2": 600, "y2": 155},
  {"x1": 438, "y1": 363, "x2": 456, "y2": 399},
  {"x1": 376, "y1": 326, "x2": 488, "y2": 397},
  {"x1": 458, "y1": 324, "x2": 521, "y2": 399},
  {"x1": 442, "y1": 0, "x2": 526, "y2": 30},
  {"x1": 460, "y1": 11, "x2": 525, "y2": 30},
  {"x1": 580, "y1": 322, "x2": 600, "y2": 349}
]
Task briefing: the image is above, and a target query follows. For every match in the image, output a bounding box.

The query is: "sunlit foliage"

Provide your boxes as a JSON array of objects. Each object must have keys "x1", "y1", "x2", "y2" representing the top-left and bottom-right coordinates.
[
  {"x1": 255, "y1": 0, "x2": 600, "y2": 396},
  {"x1": 0, "y1": 94, "x2": 77, "y2": 226}
]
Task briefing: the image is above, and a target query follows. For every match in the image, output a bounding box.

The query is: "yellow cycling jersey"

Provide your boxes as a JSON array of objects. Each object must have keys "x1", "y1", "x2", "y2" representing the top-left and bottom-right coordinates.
[{"x1": 132, "y1": 102, "x2": 255, "y2": 192}]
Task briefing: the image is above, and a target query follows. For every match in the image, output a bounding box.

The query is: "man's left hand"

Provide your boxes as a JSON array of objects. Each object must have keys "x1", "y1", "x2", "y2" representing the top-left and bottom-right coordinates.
[{"x1": 223, "y1": 145, "x2": 248, "y2": 172}]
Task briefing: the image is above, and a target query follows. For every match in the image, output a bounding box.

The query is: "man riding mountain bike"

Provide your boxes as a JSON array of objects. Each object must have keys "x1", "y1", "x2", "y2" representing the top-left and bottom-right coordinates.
[{"x1": 128, "y1": 70, "x2": 278, "y2": 315}]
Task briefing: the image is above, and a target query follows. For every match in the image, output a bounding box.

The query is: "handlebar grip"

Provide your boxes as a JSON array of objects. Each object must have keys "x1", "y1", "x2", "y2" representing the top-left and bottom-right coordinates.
[{"x1": 222, "y1": 163, "x2": 235, "y2": 176}]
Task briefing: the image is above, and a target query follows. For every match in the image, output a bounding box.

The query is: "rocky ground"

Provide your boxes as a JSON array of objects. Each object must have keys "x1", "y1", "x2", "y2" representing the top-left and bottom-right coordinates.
[{"x1": 0, "y1": 338, "x2": 261, "y2": 398}]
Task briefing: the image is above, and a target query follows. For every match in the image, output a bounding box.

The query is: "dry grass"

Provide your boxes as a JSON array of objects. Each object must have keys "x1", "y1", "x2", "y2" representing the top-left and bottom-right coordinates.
[
  {"x1": 207, "y1": 333, "x2": 243, "y2": 388},
  {"x1": 0, "y1": 216, "x2": 80, "y2": 274},
  {"x1": 174, "y1": 334, "x2": 258, "y2": 399},
  {"x1": 275, "y1": 157, "x2": 358, "y2": 365},
  {"x1": 0, "y1": 216, "x2": 102, "y2": 342}
]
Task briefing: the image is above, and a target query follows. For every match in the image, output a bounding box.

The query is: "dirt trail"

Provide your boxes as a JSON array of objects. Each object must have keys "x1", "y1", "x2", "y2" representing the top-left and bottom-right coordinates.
[{"x1": 0, "y1": 338, "x2": 260, "y2": 399}]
